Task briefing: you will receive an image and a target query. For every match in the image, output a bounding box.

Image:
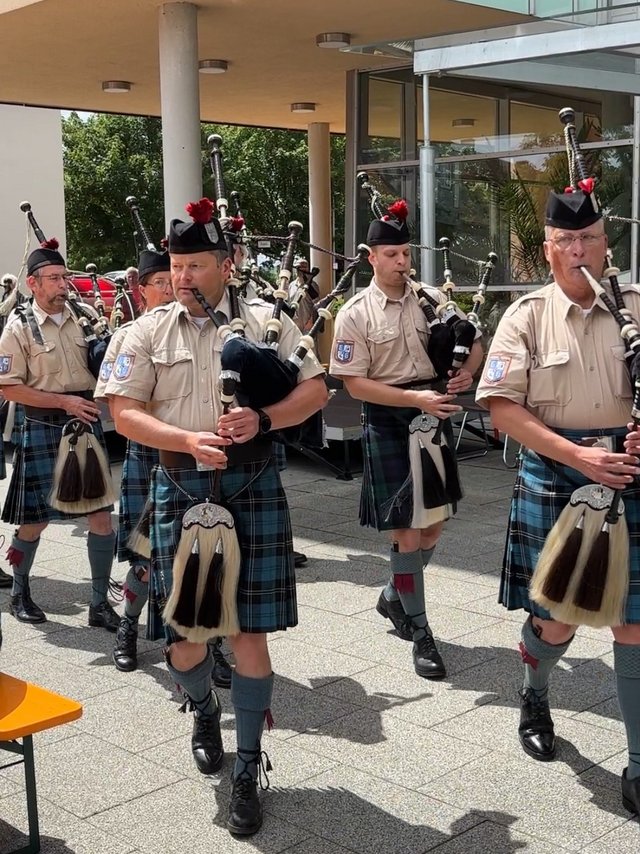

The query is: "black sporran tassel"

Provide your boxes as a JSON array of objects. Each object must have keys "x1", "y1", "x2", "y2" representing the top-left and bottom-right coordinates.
[
  {"x1": 82, "y1": 439, "x2": 107, "y2": 499},
  {"x1": 57, "y1": 440, "x2": 83, "y2": 502},
  {"x1": 540, "y1": 516, "x2": 584, "y2": 604},
  {"x1": 420, "y1": 443, "x2": 448, "y2": 509},
  {"x1": 196, "y1": 548, "x2": 224, "y2": 629},
  {"x1": 440, "y1": 439, "x2": 463, "y2": 504},
  {"x1": 171, "y1": 537, "x2": 201, "y2": 629},
  {"x1": 573, "y1": 523, "x2": 609, "y2": 612}
]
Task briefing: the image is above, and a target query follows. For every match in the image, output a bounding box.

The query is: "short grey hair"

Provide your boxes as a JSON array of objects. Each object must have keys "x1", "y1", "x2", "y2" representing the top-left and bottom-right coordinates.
[{"x1": 544, "y1": 220, "x2": 605, "y2": 241}]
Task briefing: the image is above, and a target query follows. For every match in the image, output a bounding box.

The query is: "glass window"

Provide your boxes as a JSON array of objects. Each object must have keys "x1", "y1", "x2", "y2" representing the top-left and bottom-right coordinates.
[
  {"x1": 418, "y1": 88, "x2": 499, "y2": 156},
  {"x1": 365, "y1": 77, "x2": 403, "y2": 164}
]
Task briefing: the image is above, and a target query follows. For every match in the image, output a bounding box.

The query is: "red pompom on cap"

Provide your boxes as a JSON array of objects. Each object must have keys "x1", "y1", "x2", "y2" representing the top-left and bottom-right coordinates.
[
  {"x1": 387, "y1": 199, "x2": 409, "y2": 222},
  {"x1": 229, "y1": 216, "x2": 245, "y2": 233},
  {"x1": 159, "y1": 237, "x2": 169, "y2": 249},
  {"x1": 578, "y1": 177, "x2": 596, "y2": 195},
  {"x1": 40, "y1": 237, "x2": 59, "y2": 250},
  {"x1": 185, "y1": 197, "x2": 215, "y2": 224}
]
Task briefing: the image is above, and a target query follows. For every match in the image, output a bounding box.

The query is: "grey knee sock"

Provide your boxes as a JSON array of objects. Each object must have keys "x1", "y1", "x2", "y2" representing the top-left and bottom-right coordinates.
[
  {"x1": 520, "y1": 616, "x2": 573, "y2": 701},
  {"x1": 123, "y1": 562, "x2": 149, "y2": 621},
  {"x1": 614, "y1": 642, "x2": 640, "y2": 780},
  {"x1": 391, "y1": 548, "x2": 427, "y2": 641},
  {"x1": 87, "y1": 531, "x2": 116, "y2": 607},
  {"x1": 385, "y1": 546, "x2": 435, "y2": 602},
  {"x1": 7, "y1": 536, "x2": 40, "y2": 597},
  {"x1": 232, "y1": 671, "x2": 274, "y2": 781},
  {"x1": 166, "y1": 649, "x2": 217, "y2": 717}
]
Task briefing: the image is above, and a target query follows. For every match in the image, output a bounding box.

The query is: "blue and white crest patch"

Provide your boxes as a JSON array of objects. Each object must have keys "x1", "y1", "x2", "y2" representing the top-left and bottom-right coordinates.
[
  {"x1": 484, "y1": 355, "x2": 511, "y2": 384},
  {"x1": 0, "y1": 356, "x2": 12, "y2": 375},
  {"x1": 335, "y1": 340, "x2": 354, "y2": 364},
  {"x1": 113, "y1": 353, "x2": 135, "y2": 381},
  {"x1": 99, "y1": 359, "x2": 114, "y2": 382}
]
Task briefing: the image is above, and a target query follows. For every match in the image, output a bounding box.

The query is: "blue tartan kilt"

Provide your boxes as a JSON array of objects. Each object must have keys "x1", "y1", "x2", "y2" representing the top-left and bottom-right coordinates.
[
  {"x1": 117, "y1": 440, "x2": 159, "y2": 563},
  {"x1": 2, "y1": 413, "x2": 113, "y2": 525},
  {"x1": 360, "y1": 401, "x2": 456, "y2": 531},
  {"x1": 147, "y1": 458, "x2": 296, "y2": 643},
  {"x1": 501, "y1": 426, "x2": 640, "y2": 623}
]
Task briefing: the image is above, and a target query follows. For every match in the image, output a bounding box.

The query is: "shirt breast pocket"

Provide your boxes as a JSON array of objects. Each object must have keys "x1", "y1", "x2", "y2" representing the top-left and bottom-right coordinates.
[
  {"x1": 152, "y1": 348, "x2": 193, "y2": 400},
  {"x1": 367, "y1": 326, "x2": 400, "y2": 352},
  {"x1": 528, "y1": 349, "x2": 572, "y2": 406},
  {"x1": 611, "y1": 344, "x2": 632, "y2": 399},
  {"x1": 31, "y1": 341, "x2": 60, "y2": 377}
]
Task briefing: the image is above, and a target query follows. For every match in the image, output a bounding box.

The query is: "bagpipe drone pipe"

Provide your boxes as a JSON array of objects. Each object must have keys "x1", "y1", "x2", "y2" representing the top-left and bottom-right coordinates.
[{"x1": 529, "y1": 105, "x2": 640, "y2": 627}]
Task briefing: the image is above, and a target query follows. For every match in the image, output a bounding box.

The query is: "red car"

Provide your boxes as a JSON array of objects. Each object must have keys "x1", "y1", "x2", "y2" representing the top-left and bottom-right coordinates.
[{"x1": 69, "y1": 275, "x2": 140, "y2": 325}]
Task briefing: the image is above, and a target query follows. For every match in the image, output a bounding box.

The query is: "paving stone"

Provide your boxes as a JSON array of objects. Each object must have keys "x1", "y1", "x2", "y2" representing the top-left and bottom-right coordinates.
[
  {"x1": 0, "y1": 794, "x2": 136, "y2": 854},
  {"x1": 0, "y1": 647, "x2": 121, "y2": 701},
  {"x1": 580, "y1": 819, "x2": 640, "y2": 853},
  {"x1": 287, "y1": 604, "x2": 387, "y2": 651},
  {"x1": 89, "y1": 777, "x2": 309, "y2": 854},
  {"x1": 289, "y1": 708, "x2": 489, "y2": 788},
  {"x1": 295, "y1": 581, "x2": 385, "y2": 616},
  {"x1": 419, "y1": 818, "x2": 564, "y2": 853},
  {"x1": 266, "y1": 636, "x2": 371, "y2": 690},
  {"x1": 1, "y1": 733, "x2": 182, "y2": 818}
]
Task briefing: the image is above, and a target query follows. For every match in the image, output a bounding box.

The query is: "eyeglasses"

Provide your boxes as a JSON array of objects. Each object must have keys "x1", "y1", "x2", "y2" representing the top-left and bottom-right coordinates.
[
  {"x1": 145, "y1": 278, "x2": 173, "y2": 291},
  {"x1": 37, "y1": 274, "x2": 74, "y2": 284},
  {"x1": 549, "y1": 234, "x2": 604, "y2": 251}
]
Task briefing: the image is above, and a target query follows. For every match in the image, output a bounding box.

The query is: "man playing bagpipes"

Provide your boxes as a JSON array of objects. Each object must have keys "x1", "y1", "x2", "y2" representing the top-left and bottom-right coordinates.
[
  {"x1": 104, "y1": 201, "x2": 327, "y2": 836},
  {"x1": 330, "y1": 201, "x2": 483, "y2": 679},
  {"x1": 0, "y1": 240, "x2": 120, "y2": 630},
  {"x1": 475, "y1": 180, "x2": 640, "y2": 813}
]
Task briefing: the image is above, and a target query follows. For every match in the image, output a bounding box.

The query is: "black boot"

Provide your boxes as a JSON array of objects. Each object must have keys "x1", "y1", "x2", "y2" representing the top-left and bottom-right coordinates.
[
  {"x1": 227, "y1": 748, "x2": 271, "y2": 836},
  {"x1": 622, "y1": 769, "x2": 640, "y2": 814},
  {"x1": 413, "y1": 629, "x2": 446, "y2": 679},
  {"x1": 518, "y1": 687, "x2": 556, "y2": 761},
  {"x1": 376, "y1": 589, "x2": 412, "y2": 641},
  {"x1": 88, "y1": 600, "x2": 120, "y2": 632},
  {"x1": 210, "y1": 638, "x2": 232, "y2": 689},
  {"x1": 0, "y1": 567, "x2": 12, "y2": 589},
  {"x1": 10, "y1": 584, "x2": 46, "y2": 624},
  {"x1": 182, "y1": 692, "x2": 224, "y2": 775},
  {"x1": 112, "y1": 616, "x2": 138, "y2": 672}
]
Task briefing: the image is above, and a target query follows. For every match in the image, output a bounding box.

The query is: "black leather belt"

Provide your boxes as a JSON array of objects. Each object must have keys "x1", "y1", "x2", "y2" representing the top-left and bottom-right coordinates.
[{"x1": 159, "y1": 439, "x2": 272, "y2": 470}]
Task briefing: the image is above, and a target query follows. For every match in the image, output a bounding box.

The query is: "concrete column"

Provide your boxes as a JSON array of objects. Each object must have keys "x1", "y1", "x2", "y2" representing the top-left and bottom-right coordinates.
[
  {"x1": 307, "y1": 122, "x2": 333, "y2": 361},
  {"x1": 419, "y1": 74, "x2": 436, "y2": 284},
  {"x1": 158, "y1": 3, "x2": 202, "y2": 231}
]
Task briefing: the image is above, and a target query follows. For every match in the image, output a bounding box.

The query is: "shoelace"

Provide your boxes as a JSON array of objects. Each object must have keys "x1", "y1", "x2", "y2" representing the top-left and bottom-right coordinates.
[
  {"x1": 116, "y1": 618, "x2": 137, "y2": 647},
  {"x1": 236, "y1": 747, "x2": 272, "y2": 791},
  {"x1": 520, "y1": 689, "x2": 551, "y2": 721}
]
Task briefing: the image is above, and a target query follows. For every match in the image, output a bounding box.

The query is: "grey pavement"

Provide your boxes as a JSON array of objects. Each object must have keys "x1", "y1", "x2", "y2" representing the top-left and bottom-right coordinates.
[{"x1": 0, "y1": 440, "x2": 638, "y2": 853}]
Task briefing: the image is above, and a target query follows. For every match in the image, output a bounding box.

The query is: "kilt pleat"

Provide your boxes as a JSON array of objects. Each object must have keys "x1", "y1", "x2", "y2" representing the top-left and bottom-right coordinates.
[
  {"x1": 360, "y1": 402, "x2": 456, "y2": 531},
  {"x1": 147, "y1": 458, "x2": 296, "y2": 642},
  {"x1": 1, "y1": 414, "x2": 113, "y2": 525},
  {"x1": 117, "y1": 440, "x2": 159, "y2": 562},
  {"x1": 501, "y1": 426, "x2": 640, "y2": 623}
]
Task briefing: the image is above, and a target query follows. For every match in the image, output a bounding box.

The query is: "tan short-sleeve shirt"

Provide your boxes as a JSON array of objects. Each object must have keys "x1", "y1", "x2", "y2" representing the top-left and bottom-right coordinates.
[
  {"x1": 476, "y1": 281, "x2": 640, "y2": 430},
  {"x1": 93, "y1": 322, "x2": 132, "y2": 399},
  {"x1": 104, "y1": 295, "x2": 325, "y2": 429},
  {"x1": 0, "y1": 302, "x2": 96, "y2": 392},
  {"x1": 329, "y1": 279, "x2": 463, "y2": 385}
]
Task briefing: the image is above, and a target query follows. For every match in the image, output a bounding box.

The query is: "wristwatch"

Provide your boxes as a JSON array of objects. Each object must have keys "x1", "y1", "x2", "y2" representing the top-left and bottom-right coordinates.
[{"x1": 256, "y1": 408, "x2": 272, "y2": 435}]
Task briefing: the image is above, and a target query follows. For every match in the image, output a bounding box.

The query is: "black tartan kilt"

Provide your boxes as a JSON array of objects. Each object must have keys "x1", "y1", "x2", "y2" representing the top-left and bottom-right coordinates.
[
  {"x1": 147, "y1": 457, "x2": 297, "y2": 642},
  {"x1": 2, "y1": 412, "x2": 113, "y2": 525},
  {"x1": 360, "y1": 401, "x2": 456, "y2": 531},
  {"x1": 117, "y1": 440, "x2": 159, "y2": 563}
]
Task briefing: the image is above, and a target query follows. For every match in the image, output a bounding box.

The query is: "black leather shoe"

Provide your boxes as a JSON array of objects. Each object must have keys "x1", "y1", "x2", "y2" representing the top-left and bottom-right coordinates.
[
  {"x1": 413, "y1": 630, "x2": 446, "y2": 679},
  {"x1": 518, "y1": 687, "x2": 556, "y2": 761},
  {"x1": 293, "y1": 550, "x2": 307, "y2": 568},
  {"x1": 376, "y1": 589, "x2": 413, "y2": 641},
  {"x1": 0, "y1": 567, "x2": 12, "y2": 588},
  {"x1": 10, "y1": 589, "x2": 46, "y2": 623},
  {"x1": 88, "y1": 601, "x2": 120, "y2": 632},
  {"x1": 622, "y1": 768, "x2": 640, "y2": 814},
  {"x1": 228, "y1": 774, "x2": 263, "y2": 836},
  {"x1": 192, "y1": 702, "x2": 224, "y2": 775},
  {"x1": 210, "y1": 640, "x2": 232, "y2": 689},
  {"x1": 112, "y1": 616, "x2": 138, "y2": 672}
]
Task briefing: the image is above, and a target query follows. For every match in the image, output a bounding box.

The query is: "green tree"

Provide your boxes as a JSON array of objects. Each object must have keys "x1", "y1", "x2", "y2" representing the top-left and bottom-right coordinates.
[{"x1": 63, "y1": 113, "x2": 346, "y2": 272}]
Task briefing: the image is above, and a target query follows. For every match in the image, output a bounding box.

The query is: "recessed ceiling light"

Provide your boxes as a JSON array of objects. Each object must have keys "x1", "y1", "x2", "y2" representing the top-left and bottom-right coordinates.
[
  {"x1": 102, "y1": 81, "x2": 132, "y2": 93},
  {"x1": 316, "y1": 32, "x2": 351, "y2": 49},
  {"x1": 291, "y1": 102, "x2": 316, "y2": 113},
  {"x1": 199, "y1": 59, "x2": 229, "y2": 74}
]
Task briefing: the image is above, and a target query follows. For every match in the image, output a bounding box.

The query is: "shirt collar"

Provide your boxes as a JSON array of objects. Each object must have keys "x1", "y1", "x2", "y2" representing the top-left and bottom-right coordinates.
[
  {"x1": 31, "y1": 299, "x2": 72, "y2": 326},
  {"x1": 370, "y1": 277, "x2": 409, "y2": 308},
  {"x1": 177, "y1": 290, "x2": 231, "y2": 321},
  {"x1": 552, "y1": 281, "x2": 608, "y2": 319}
]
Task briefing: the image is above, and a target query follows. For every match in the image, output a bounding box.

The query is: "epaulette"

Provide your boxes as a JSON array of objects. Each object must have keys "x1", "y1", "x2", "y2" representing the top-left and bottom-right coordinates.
[
  {"x1": 242, "y1": 296, "x2": 272, "y2": 308},
  {"x1": 501, "y1": 286, "x2": 549, "y2": 319}
]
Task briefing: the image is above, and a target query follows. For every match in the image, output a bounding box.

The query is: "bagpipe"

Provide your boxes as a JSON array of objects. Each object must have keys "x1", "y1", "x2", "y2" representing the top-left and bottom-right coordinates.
[
  {"x1": 530, "y1": 106, "x2": 640, "y2": 627},
  {"x1": 358, "y1": 171, "x2": 497, "y2": 528},
  {"x1": 19, "y1": 201, "x2": 112, "y2": 380}
]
